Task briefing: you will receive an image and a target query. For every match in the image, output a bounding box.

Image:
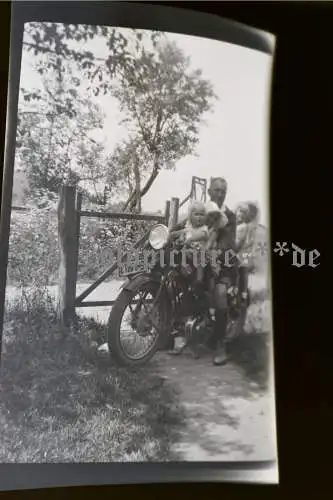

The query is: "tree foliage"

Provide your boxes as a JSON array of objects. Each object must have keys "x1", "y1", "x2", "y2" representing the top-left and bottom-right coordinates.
[
  {"x1": 16, "y1": 57, "x2": 108, "y2": 205},
  {"x1": 18, "y1": 23, "x2": 217, "y2": 212},
  {"x1": 23, "y1": 23, "x2": 162, "y2": 94},
  {"x1": 111, "y1": 40, "x2": 218, "y2": 211},
  {"x1": 18, "y1": 23, "x2": 165, "y2": 206}
]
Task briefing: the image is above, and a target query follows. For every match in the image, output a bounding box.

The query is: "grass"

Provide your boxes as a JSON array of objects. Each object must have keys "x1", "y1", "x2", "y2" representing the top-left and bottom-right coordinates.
[{"x1": 0, "y1": 290, "x2": 185, "y2": 462}]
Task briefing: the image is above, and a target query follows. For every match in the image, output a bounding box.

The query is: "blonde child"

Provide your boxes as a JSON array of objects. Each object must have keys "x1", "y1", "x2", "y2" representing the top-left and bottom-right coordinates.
[
  {"x1": 167, "y1": 201, "x2": 209, "y2": 356},
  {"x1": 169, "y1": 200, "x2": 209, "y2": 285},
  {"x1": 235, "y1": 201, "x2": 258, "y2": 301},
  {"x1": 168, "y1": 201, "x2": 229, "y2": 355}
]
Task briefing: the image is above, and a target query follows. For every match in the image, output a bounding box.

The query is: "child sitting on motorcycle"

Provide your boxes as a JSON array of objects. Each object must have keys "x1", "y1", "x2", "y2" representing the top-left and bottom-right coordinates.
[
  {"x1": 169, "y1": 200, "x2": 209, "y2": 287},
  {"x1": 168, "y1": 201, "x2": 223, "y2": 356},
  {"x1": 169, "y1": 200, "x2": 228, "y2": 294},
  {"x1": 235, "y1": 201, "x2": 258, "y2": 301},
  {"x1": 168, "y1": 200, "x2": 238, "y2": 357}
]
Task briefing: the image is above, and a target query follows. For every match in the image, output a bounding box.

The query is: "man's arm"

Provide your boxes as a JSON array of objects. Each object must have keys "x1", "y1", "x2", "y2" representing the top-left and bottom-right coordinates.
[
  {"x1": 221, "y1": 208, "x2": 237, "y2": 251},
  {"x1": 218, "y1": 208, "x2": 238, "y2": 286}
]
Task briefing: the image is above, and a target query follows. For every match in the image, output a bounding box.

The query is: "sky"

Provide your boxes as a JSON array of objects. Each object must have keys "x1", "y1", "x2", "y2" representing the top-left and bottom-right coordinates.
[{"x1": 18, "y1": 25, "x2": 274, "y2": 225}]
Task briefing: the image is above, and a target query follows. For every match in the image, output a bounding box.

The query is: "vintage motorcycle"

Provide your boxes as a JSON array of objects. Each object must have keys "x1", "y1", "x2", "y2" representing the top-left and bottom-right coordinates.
[{"x1": 107, "y1": 224, "x2": 250, "y2": 367}]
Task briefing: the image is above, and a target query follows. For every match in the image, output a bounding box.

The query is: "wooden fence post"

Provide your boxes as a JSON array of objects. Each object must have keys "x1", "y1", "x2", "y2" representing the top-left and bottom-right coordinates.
[
  {"x1": 168, "y1": 197, "x2": 179, "y2": 229},
  {"x1": 164, "y1": 200, "x2": 170, "y2": 225},
  {"x1": 57, "y1": 185, "x2": 80, "y2": 325},
  {"x1": 73, "y1": 190, "x2": 82, "y2": 297}
]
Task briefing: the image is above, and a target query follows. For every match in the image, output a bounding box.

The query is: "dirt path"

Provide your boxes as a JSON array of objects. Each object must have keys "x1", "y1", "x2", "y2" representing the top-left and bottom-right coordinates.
[{"x1": 155, "y1": 350, "x2": 276, "y2": 461}]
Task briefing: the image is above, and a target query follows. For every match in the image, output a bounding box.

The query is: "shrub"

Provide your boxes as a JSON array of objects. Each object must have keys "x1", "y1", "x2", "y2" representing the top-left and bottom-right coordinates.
[
  {"x1": 7, "y1": 209, "x2": 155, "y2": 286},
  {"x1": 7, "y1": 208, "x2": 59, "y2": 287},
  {"x1": 77, "y1": 217, "x2": 152, "y2": 282}
]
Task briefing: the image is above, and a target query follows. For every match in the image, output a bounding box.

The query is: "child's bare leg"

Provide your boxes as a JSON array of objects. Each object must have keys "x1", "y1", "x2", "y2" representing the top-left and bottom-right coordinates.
[{"x1": 181, "y1": 250, "x2": 193, "y2": 277}]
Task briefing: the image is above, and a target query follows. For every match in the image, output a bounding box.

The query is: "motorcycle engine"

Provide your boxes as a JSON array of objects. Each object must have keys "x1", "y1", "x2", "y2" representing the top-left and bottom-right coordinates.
[{"x1": 184, "y1": 315, "x2": 213, "y2": 345}]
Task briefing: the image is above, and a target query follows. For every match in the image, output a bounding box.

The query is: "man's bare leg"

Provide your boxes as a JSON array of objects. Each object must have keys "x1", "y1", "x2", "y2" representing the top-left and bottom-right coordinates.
[{"x1": 212, "y1": 282, "x2": 229, "y2": 365}]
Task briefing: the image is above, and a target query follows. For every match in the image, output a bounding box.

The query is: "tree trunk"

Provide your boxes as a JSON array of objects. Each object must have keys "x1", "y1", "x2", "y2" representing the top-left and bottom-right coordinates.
[
  {"x1": 133, "y1": 157, "x2": 141, "y2": 213},
  {"x1": 124, "y1": 159, "x2": 160, "y2": 212},
  {"x1": 139, "y1": 160, "x2": 160, "y2": 198},
  {"x1": 122, "y1": 194, "x2": 133, "y2": 212}
]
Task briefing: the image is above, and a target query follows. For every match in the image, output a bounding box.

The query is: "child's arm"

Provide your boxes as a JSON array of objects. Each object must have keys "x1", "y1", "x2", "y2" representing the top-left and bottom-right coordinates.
[
  {"x1": 168, "y1": 228, "x2": 185, "y2": 241},
  {"x1": 185, "y1": 226, "x2": 209, "y2": 244},
  {"x1": 206, "y1": 229, "x2": 218, "y2": 250},
  {"x1": 168, "y1": 219, "x2": 186, "y2": 234}
]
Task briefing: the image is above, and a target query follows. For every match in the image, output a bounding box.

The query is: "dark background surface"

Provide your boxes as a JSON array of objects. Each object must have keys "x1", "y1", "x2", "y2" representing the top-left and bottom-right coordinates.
[{"x1": 0, "y1": 0, "x2": 330, "y2": 497}]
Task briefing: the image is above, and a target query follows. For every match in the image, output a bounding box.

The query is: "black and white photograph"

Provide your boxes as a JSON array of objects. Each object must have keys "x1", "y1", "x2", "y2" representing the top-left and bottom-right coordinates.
[{"x1": 1, "y1": 16, "x2": 277, "y2": 468}]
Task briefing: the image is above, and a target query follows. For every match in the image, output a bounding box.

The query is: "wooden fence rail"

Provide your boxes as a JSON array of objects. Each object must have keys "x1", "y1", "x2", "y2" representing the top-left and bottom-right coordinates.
[
  {"x1": 74, "y1": 231, "x2": 149, "y2": 306},
  {"x1": 79, "y1": 210, "x2": 165, "y2": 223},
  {"x1": 11, "y1": 205, "x2": 33, "y2": 212},
  {"x1": 56, "y1": 185, "x2": 179, "y2": 324}
]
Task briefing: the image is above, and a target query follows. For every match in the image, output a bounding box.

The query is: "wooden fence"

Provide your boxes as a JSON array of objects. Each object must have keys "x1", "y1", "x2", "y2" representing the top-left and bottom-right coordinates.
[
  {"x1": 11, "y1": 180, "x2": 266, "y2": 325},
  {"x1": 57, "y1": 185, "x2": 180, "y2": 325}
]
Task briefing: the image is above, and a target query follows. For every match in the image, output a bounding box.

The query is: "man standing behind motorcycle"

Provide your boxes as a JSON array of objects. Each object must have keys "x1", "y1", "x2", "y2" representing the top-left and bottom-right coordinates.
[{"x1": 170, "y1": 177, "x2": 238, "y2": 365}]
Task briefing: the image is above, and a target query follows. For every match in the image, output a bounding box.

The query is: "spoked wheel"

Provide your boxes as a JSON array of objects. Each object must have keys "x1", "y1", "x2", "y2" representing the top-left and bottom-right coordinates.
[{"x1": 107, "y1": 281, "x2": 167, "y2": 367}]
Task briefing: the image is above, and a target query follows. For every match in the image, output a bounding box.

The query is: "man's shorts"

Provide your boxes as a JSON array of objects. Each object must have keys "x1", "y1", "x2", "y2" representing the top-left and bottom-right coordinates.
[
  {"x1": 215, "y1": 248, "x2": 239, "y2": 288},
  {"x1": 215, "y1": 272, "x2": 234, "y2": 288}
]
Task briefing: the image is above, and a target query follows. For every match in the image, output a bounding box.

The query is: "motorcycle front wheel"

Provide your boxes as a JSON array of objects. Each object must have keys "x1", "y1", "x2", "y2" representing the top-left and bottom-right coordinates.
[{"x1": 107, "y1": 281, "x2": 167, "y2": 367}]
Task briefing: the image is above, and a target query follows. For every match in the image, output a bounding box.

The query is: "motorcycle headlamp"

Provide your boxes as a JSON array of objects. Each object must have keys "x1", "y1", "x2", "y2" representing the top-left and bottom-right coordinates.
[{"x1": 148, "y1": 224, "x2": 169, "y2": 250}]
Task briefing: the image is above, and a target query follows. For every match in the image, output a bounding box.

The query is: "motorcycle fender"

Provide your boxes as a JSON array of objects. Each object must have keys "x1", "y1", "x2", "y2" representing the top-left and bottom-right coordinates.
[
  {"x1": 120, "y1": 272, "x2": 160, "y2": 293},
  {"x1": 120, "y1": 272, "x2": 173, "y2": 334}
]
